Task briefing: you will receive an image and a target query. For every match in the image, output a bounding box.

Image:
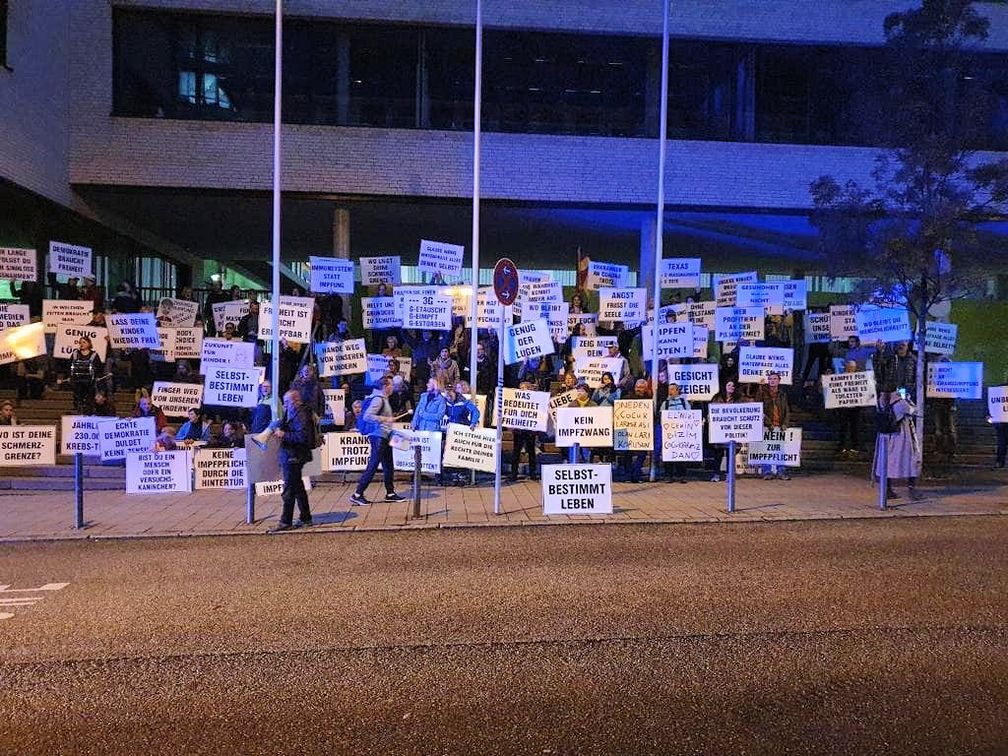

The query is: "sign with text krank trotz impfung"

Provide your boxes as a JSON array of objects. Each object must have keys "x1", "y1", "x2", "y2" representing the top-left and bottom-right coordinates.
[{"x1": 541, "y1": 464, "x2": 613, "y2": 515}]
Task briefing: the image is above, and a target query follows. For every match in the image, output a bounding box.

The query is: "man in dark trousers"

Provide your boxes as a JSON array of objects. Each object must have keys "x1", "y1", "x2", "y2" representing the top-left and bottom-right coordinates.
[
  {"x1": 274, "y1": 389, "x2": 316, "y2": 531},
  {"x1": 350, "y1": 375, "x2": 406, "y2": 505}
]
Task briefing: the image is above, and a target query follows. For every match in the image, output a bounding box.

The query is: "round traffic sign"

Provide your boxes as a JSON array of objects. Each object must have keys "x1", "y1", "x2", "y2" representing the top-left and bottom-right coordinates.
[{"x1": 493, "y1": 258, "x2": 519, "y2": 306}]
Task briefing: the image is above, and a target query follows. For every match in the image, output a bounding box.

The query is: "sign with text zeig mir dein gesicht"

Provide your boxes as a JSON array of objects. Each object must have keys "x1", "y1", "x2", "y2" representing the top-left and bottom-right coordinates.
[{"x1": 541, "y1": 464, "x2": 613, "y2": 515}]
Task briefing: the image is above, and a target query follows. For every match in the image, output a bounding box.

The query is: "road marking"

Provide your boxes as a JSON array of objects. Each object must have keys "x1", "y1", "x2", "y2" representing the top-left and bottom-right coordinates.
[
  {"x1": 0, "y1": 582, "x2": 69, "y2": 620},
  {"x1": 0, "y1": 582, "x2": 70, "y2": 592}
]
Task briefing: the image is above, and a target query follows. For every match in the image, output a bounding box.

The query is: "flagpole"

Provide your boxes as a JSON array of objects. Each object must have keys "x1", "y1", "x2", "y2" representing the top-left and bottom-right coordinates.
[{"x1": 270, "y1": 0, "x2": 283, "y2": 416}]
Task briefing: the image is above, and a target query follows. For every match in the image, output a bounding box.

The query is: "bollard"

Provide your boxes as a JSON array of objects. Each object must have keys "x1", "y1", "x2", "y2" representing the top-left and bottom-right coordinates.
[
  {"x1": 73, "y1": 452, "x2": 84, "y2": 529},
  {"x1": 878, "y1": 434, "x2": 888, "y2": 511},
  {"x1": 726, "y1": 440, "x2": 736, "y2": 514},
  {"x1": 412, "y1": 443, "x2": 422, "y2": 519},
  {"x1": 246, "y1": 484, "x2": 255, "y2": 525}
]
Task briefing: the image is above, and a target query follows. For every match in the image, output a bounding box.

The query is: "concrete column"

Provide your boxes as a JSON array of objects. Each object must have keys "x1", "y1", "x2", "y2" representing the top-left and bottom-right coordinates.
[
  {"x1": 333, "y1": 206, "x2": 350, "y2": 259},
  {"x1": 639, "y1": 214, "x2": 657, "y2": 295}
]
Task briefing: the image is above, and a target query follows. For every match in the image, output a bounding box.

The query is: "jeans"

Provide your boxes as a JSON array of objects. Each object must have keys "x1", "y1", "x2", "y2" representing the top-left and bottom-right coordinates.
[
  {"x1": 511, "y1": 430, "x2": 538, "y2": 478},
  {"x1": 356, "y1": 435, "x2": 394, "y2": 496},
  {"x1": 996, "y1": 423, "x2": 1007, "y2": 467},
  {"x1": 279, "y1": 459, "x2": 311, "y2": 526}
]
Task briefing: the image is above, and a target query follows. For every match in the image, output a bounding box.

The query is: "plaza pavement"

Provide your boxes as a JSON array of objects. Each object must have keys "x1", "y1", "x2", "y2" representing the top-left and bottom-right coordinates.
[{"x1": 0, "y1": 470, "x2": 1005, "y2": 541}]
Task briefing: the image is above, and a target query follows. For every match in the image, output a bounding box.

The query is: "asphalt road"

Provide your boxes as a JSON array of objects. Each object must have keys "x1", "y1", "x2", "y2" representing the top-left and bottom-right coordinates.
[{"x1": 0, "y1": 517, "x2": 1005, "y2": 755}]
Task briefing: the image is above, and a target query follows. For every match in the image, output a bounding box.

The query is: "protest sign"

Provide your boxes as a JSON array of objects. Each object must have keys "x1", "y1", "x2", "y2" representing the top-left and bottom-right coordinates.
[
  {"x1": 0, "y1": 247, "x2": 37, "y2": 282},
  {"x1": 714, "y1": 306, "x2": 765, "y2": 342},
  {"x1": 156, "y1": 298, "x2": 199, "y2": 328},
  {"x1": 317, "y1": 338, "x2": 367, "y2": 377},
  {"x1": 48, "y1": 241, "x2": 92, "y2": 278},
  {"x1": 402, "y1": 292, "x2": 453, "y2": 331},
  {"x1": 200, "y1": 338, "x2": 254, "y2": 370},
  {"x1": 571, "y1": 335, "x2": 617, "y2": 360},
  {"x1": 686, "y1": 300, "x2": 717, "y2": 329},
  {"x1": 585, "y1": 261, "x2": 629, "y2": 290},
  {"x1": 259, "y1": 296, "x2": 314, "y2": 342},
  {"x1": 42, "y1": 299, "x2": 92, "y2": 332},
  {"x1": 361, "y1": 297, "x2": 401, "y2": 329},
  {"x1": 783, "y1": 280, "x2": 808, "y2": 311},
  {"x1": 829, "y1": 305, "x2": 858, "y2": 340},
  {"x1": 855, "y1": 306, "x2": 912, "y2": 343},
  {"x1": 392, "y1": 430, "x2": 443, "y2": 474},
  {"x1": 322, "y1": 388, "x2": 346, "y2": 427},
  {"x1": 520, "y1": 280, "x2": 563, "y2": 307},
  {"x1": 736, "y1": 282, "x2": 785, "y2": 315},
  {"x1": 714, "y1": 272, "x2": 758, "y2": 307},
  {"x1": 212, "y1": 300, "x2": 249, "y2": 334},
  {"x1": 739, "y1": 346, "x2": 794, "y2": 385},
  {"x1": 924, "y1": 322, "x2": 958, "y2": 356},
  {"x1": 541, "y1": 464, "x2": 613, "y2": 515},
  {"x1": 418, "y1": 239, "x2": 465, "y2": 277},
  {"x1": 612, "y1": 399, "x2": 654, "y2": 452},
  {"x1": 708, "y1": 402, "x2": 764, "y2": 443},
  {"x1": 126, "y1": 451, "x2": 193, "y2": 494},
  {"x1": 194, "y1": 447, "x2": 248, "y2": 489},
  {"x1": 927, "y1": 362, "x2": 983, "y2": 400},
  {"x1": 505, "y1": 319, "x2": 555, "y2": 363},
  {"x1": 642, "y1": 322, "x2": 694, "y2": 360},
  {"x1": 548, "y1": 389, "x2": 580, "y2": 422},
  {"x1": 805, "y1": 312, "x2": 832, "y2": 343},
  {"x1": 61, "y1": 416, "x2": 102, "y2": 456},
  {"x1": 255, "y1": 477, "x2": 312, "y2": 497},
  {"x1": 393, "y1": 286, "x2": 440, "y2": 321},
  {"x1": 360, "y1": 255, "x2": 402, "y2": 286},
  {"x1": 173, "y1": 327, "x2": 203, "y2": 360},
  {"x1": 53, "y1": 325, "x2": 108, "y2": 362},
  {"x1": 309, "y1": 256, "x2": 355, "y2": 294},
  {"x1": 660, "y1": 258, "x2": 701, "y2": 289},
  {"x1": 822, "y1": 371, "x2": 877, "y2": 409},
  {"x1": 442, "y1": 424, "x2": 497, "y2": 472},
  {"x1": 151, "y1": 381, "x2": 205, "y2": 418},
  {"x1": 0, "y1": 304, "x2": 29, "y2": 330},
  {"x1": 660, "y1": 409, "x2": 703, "y2": 462},
  {"x1": 97, "y1": 417, "x2": 157, "y2": 461},
  {"x1": 203, "y1": 366, "x2": 261, "y2": 407},
  {"x1": 522, "y1": 301, "x2": 569, "y2": 342},
  {"x1": 498, "y1": 388, "x2": 550, "y2": 432},
  {"x1": 598, "y1": 288, "x2": 647, "y2": 324},
  {"x1": 107, "y1": 313, "x2": 161, "y2": 350},
  {"x1": 0, "y1": 425, "x2": 56, "y2": 466},
  {"x1": 323, "y1": 432, "x2": 371, "y2": 471},
  {"x1": 0, "y1": 322, "x2": 47, "y2": 365},
  {"x1": 747, "y1": 428, "x2": 802, "y2": 467},
  {"x1": 150, "y1": 328, "x2": 177, "y2": 363},
  {"x1": 572, "y1": 356, "x2": 625, "y2": 389},
  {"x1": 988, "y1": 386, "x2": 1008, "y2": 423},
  {"x1": 366, "y1": 354, "x2": 412, "y2": 385},
  {"x1": 474, "y1": 288, "x2": 505, "y2": 329},
  {"x1": 554, "y1": 406, "x2": 613, "y2": 448},
  {"x1": 568, "y1": 312, "x2": 598, "y2": 337},
  {"x1": 692, "y1": 325, "x2": 710, "y2": 359},
  {"x1": 666, "y1": 364, "x2": 718, "y2": 401}
]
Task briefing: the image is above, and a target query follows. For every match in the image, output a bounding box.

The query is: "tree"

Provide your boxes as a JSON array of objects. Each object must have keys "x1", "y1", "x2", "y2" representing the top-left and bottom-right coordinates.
[{"x1": 810, "y1": 0, "x2": 1008, "y2": 465}]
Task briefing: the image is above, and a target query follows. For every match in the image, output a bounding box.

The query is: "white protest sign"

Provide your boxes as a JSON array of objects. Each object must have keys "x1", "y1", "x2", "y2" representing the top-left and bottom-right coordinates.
[
  {"x1": 203, "y1": 366, "x2": 261, "y2": 407},
  {"x1": 805, "y1": 312, "x2": 832, "y2": 343},
  {"x1": 212, "y1": 300, "x2": 249, "y2": 334},
  {"x1": 42, "y1": 299, "x2": 92, "y2": 332},
  {"x1": 572, "y1": 356, "x2": 625, "y2": 389},
  {"x1": 323, "y1": 432, "x2": 371, "y2": 472},
  {"x1": 418, "y1": 239, "x2": 465, "y2": 277},
  {"x1": 107, "y1": 313, "x2": 161, "y2": 350},
  {"x1": 322, "y1": 388, "x2": 346, "y2": 427},
  {"x1": 0, "y1": 425, "x2": 56, "y2": 466},
  {"x1": 585, "y1": 261, "x2": 629, "y2": 291},
  {"x1": 0, "y1": 304, "x2": 30, "y2": 330},
  {"x1": 822, "y1": 371, "x2": 877, "y2": 409},
  {"x1": 554, "y1": 406, "x2": 613, "y2": 448},
  {"x1": 642, "y1": 322, "x2": 694, "y2": 360},
  {"x1": 783, "y1": 280, "x2": 808, "y2": 311},
  {"x1": 924, "y1": 322, "x2": 958, "y2": 356},
  {"x1": 541, "y1": 464, "x2": 613, "y2": 515},
  {"x1": 474, "y1": 288, "x2": 505, "y2": 329},
  {"x1": 519, "y1": 280, "x2": 563, "y2": 309},
  {"x1": 747, "y1": 428, "x2": 802, "y2": 467},
  {"x1": 0, "y1": 322, "x2": 47, "y2": 365},
  {"x1": 403, "y1": 293, "x2": 453, "y2": 331},
  {"x1": 200, "y1": 338, "x2": 254, "y2": 370},
  {"x1": 505, "y1": 319, "x2": 555, "y2": 364},
  {"x1": 442, "y1": 423, "x2": 497, "y2": 472},
  {"x1": 737, "y1": 282, "x2": 784, "y2": 315},
  {"x1": 361, "y1": 297, "x2": 401, "y2": 329},
  {"x1": 150, "y1": 327, "x2": 178, "y2": 363},
  {"x1": 687, "y1": 300, "x2": 717, "y2": 329},
  {"x1": 855, "y1": 306, "x2": 912, "y2": 343},
  {"x1": 660, "y1": 258, "x2": 701, "y2": 289},
  {"x1": 151, "y1": 382, "x2": 204, "y2": 418},
  {"x1": 714, "y1": 272, "x2": 758, "y2": 307},
  {"x1": 0, "y1": 247, "x2": 37, "y2": 282},
  {"x1": 692, "y1": 326, "x2": 710, "y2": 359},
  {"x1": 156, "y1": 298, "x2": 199, "y2": 328},
  {"x1": 499, "y1": 388, "x2": 550, "y2": 433},
  {"x1": 254, "y1": 477, "x2": 312, "y2": 497},
  {"x1": 988, "y1": 386, "x2": 1008, "y2": 422},
  {"x1": 612, "y1": 399, "x2": 654, "y2": 452},
  {"x1": 317, "y1": 338, "x2": 367, "y2": 377},
  {"x1": 360, "y1": 256, "x2": 402, "y2": 286},
  {"x1": 927, "y1": 362, "x2": 983, "y2": 400},
  {"x1": 568, "y1": 312, "x2": 598, "y2": 337},
  {"x1": 739, "y1": 346, "x2": 794, "y2": 385},
  {"x1": 194, "y1": 447, "x2": 248, "y2": 489},
  {"x1": 172, "y1": 327, "x2": 203, "y2": 360},
  {"x1": 309, "y1": 256, "x2": 355, "y2": 294},
  {"x1": 548, "y1": 389, "x2": 580, "y2": 422},
  {"x1": 259, "y1": 296, "x2": 315, "y2": 342},
  {"x1": 61, "y1": 416, "x2": 102, "y2": 456},
  {"x1": 571, "y1": 335, "x2": 618, "y2": 360},
  {"x1": 48, "y1": 241, "x2": 92, "y2": 278},
  {"x1": 366, "y1": 354, "x2": 412, "y2": 385},
  {"x1": 708, "y1": 402, "x2": 764, "y2": 443},
  {"x1": 599, "y1": 288, "x2": 647, "y2": 323},
  {"x1": 522, "y1": 301, "x2": 569, "y2": 343},
  {"x1": 97, "y1": 417, "x2": 157, "y2": 461},
  {"x1": 393, "y1": 286, "x2": 439, "y2": 322},
  {"x1": 829, "y1": 305, "x2": 858, "y2": 340},
  {"x1": 53, "y1": 325, "x2": 108, "y2": 363},
  {"x1": 715, "y1": 307, "x2": 765, "y2": 342},
  {"x1": 661, "y1": 409, "x2": 703, "y2": 462},
  {"x1": 392, "y1": 430, "x2": 443, "y2": 474},
  {"x1": 126, "y1": 450, "x2": 193, "y2": 494}
]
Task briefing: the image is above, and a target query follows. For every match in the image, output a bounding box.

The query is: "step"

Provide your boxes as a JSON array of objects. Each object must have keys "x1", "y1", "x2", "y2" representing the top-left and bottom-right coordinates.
[
  {"x1": 0, "y1": 477, "x2": 124, "y2": 492},
  {"x1": 0, "y1": 465, "x2": 125, "y2": 479}
]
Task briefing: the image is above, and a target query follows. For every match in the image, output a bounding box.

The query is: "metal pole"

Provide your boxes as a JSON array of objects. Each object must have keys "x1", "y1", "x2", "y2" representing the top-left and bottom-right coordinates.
[
  {"x1": 270, "y1": 0, "x2": 283, "y2": 412},
  {"x1": 246, "y1": 484, "x2": 255, "y2": 525},
  {"x1": 726, "y1": 440, "x2": 736, "y2": 513},
  {"x1": 493, "y1": 305, "x2": 504, "y2": 514},
  {"x1": 878, "y1": 435, "x2": 888, "y2": 510},
  {"x1": 468, "y1": 0, "x2": 484, "y2": 488},
  {"x1": 73, "y1": 452, "x2": 84, "y2": 529},
  {"x1": 649, "y1": 0, "x2": 671, "y2": 483},
  {"x1": 412, "y1": 443, "x2": 422, "y2": 519}
]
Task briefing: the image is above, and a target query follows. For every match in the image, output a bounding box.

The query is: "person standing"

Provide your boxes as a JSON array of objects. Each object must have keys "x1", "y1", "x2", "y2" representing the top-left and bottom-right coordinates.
[
  {"x1": 69, "y1": 336, "x2": 101, "y2": 414},
  {"x1": 202, "y1": 280, "x2": 230, "y2": 337},
  {"x1": 509, "y1": 380, "x2": 541, "y2": 481},
  {"x1": 659, "y1": 382, "x2": 691, "y2": 483},
  {"x1": 708, "y1": 380, "x2": 739, "y2": 482},
  {"x1": 874, "y1": 389, "x2": 921, "y2": 499},
  {"x1": 834, "y1": 360, "x2": 864, "y2": 455},
  {"x1": 350, "y1": 376, "x2": 406, "y2": 505},
  {"x1": 274, "y1": 389, "x2": 316, "y2": 530},
  {"x1": 759, "y1": 371, "x2": 792, "y2": 481},
  {"x1": 412, "y1": 378, "x2": 446, "y2": 432}
]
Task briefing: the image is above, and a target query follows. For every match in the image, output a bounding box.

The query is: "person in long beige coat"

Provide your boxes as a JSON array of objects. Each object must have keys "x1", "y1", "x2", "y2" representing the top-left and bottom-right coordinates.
[{"x1": 873, "y1": 390, "x2": 921, "y2": 499}]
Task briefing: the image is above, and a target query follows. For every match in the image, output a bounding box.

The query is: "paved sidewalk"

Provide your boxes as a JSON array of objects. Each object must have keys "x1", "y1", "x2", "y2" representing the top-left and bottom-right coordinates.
[{"x1": 0, "y1": 471, "x2": 1005, "y2": 541}]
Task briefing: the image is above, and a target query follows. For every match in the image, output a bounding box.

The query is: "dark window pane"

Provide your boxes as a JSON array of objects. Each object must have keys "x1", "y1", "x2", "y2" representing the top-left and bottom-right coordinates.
[{"x1": 347, "y1": 27, "x2": 417, "y2": 128}]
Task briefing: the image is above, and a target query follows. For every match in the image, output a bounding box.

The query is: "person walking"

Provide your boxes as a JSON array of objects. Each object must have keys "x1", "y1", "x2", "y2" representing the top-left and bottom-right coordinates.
[
  {"x1": 273, "y1": 389, "x2": 316, "y2": 530},
  {"x1": 350, "y1": 376, "x2": 406, "y2": 505}
]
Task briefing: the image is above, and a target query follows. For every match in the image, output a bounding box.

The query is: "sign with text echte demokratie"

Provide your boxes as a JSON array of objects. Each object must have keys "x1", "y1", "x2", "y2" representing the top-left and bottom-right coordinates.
[
  {"x1": 97, "y1": 417, "x2": 157, "y2": 462},
  {"x1": 541, "y1": 464, "x2": 613, "y2": 515}
]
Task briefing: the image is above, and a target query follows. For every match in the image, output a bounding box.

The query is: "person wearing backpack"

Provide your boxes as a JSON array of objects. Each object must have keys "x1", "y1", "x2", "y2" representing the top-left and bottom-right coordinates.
[
  {"x1": 350, "y1": 376, "x2": 406, "y2": 505},
  {"x1": 873, "y1": 387, "x2": 921, "y2": 500},
  {"x1": 273, "y1": 389, "x2": 317, "y2": 530},
  {"x1": 69, "y1": 336, "x2": 101, "y2": 414}
]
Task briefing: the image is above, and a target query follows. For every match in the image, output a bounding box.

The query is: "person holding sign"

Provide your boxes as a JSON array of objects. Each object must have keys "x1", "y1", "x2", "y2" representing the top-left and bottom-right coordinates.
[
  {"x1": 442, "y1": 384, "x2": 482, "y2": 485},
  {"x1": 350, "y1": 376, "x2": 407, "y2": 506},
  {"x1": 707, "y1": 381, "x2": 739, "y2": 482},
  {"x1": 834, "y1": 361, "x2": 864, "y2": 456},
  {"x1": 990, "y1": 381, "x2": 1008, "y2": 470},
  {"x1": 873, "y1": 389, "x2": 921, "y2": 500},
  {"x1": 659, "y1": 383, "x2": 691, "y2": 483},
  {"x1": 69, "y1": 336, "x2": 102, "y2": 414},
  {"x1": 759, "y1": 372, "x2": 791, "y2": 481},
  {"x1": 132, "y1": 392, "x2": 169, "y2": 433},
  {"x1": 273, "y1": 389, "x2": 317, "y2": 531},
  {"x1": 508, "y1": 381, "x2": 542, "y2": 482}
]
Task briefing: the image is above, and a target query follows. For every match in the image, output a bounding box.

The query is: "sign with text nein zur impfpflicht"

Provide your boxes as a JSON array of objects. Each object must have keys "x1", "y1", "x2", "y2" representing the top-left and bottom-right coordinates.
[
  {"x1": 747, "y1": 428, "x2": 802, "y2": 467},
  {"x1": 541, "y1": 464, "x2": 613, "y2": 515}
]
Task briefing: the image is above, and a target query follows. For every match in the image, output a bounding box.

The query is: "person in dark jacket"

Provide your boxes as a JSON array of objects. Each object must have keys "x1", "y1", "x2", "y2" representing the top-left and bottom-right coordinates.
[
  {"x1": 249, "y1": 380, "x2": 274, "y2": 434},
  {"x1": 874, "y1": 340, "x2": 916, "y2": 397},
  {"x1": 350, "y1": 376, "x2": 405, "y2": 506},
  {"x1": 202, "y1": 280, "x2": 230, "y2": 337},
  {"x1": 273, "y1": 389, "x2": 316, "y2": 531},
  {"x1": 759, "y1": 371, "x2": 792, "y2": 481}
]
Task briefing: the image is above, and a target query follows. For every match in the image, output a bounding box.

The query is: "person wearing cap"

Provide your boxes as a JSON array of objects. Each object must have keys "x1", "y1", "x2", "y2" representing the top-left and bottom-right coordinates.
[{"x1": 81, "y1": 276, "x2": 103, "y2": 310}]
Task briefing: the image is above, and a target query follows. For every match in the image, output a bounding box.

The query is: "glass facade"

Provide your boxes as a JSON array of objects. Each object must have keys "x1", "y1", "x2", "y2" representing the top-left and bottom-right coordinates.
[{"x1": 112, "y1": 9, "x2": 1008, "y2": 151}]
